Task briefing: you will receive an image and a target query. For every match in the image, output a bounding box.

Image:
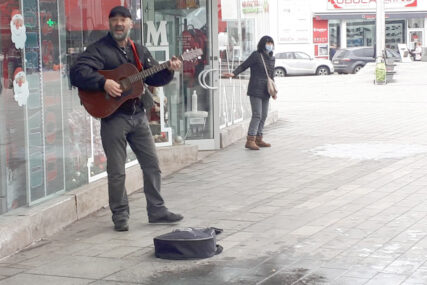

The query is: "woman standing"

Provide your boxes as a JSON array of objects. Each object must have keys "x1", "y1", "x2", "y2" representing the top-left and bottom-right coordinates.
[{"x1": 223, "y1": 36, "x2": 277, "y2": 150}]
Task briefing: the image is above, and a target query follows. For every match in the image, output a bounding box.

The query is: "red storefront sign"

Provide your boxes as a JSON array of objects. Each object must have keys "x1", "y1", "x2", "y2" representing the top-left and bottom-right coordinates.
[
  {"x1": 64, "y1": 0, "x2": 125, "y2": 31},
  {"x1": 313, "y1": 19, "x2": 328, "y2": 44},
  {"x1": 327, "y1": 0, "x2": 417, "y2": 10}
]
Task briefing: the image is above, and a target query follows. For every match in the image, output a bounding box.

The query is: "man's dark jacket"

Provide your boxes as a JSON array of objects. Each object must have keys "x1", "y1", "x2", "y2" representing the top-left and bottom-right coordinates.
[
  {"x1": 232, "y1": 51, "x2": 275, "y2": 99},
  {"x1": 70, "y1": 33, "x2": 173, "y2": 115}
]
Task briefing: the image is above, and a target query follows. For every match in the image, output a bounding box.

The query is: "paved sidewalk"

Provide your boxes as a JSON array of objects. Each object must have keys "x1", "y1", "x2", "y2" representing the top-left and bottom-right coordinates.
[{"x1": 1, "y1": 63, "x2": 427, "y2": 284}]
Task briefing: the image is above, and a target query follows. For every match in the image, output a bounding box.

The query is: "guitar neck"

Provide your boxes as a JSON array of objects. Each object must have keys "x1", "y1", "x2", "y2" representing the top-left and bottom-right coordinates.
[{"x1": 128, "y1": 56, "x2": 182, "y2": 84}]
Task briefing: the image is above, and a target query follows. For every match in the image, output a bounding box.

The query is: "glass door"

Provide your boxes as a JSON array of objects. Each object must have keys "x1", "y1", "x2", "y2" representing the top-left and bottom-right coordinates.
[
  {"x1": 143, "y1": 0, "x2": 219, "y2": 150},
  {"x1": 408, "y1": 18, "x2": 424, "y2": 51}
]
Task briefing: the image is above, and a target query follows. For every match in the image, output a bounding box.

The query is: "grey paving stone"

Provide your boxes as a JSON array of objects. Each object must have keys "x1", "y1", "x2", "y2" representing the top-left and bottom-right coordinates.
[
  {"x1": 365, "y1": 273, "x2": 408, "y2": 285},
  {"x1": 0, "y1": 267, "x2": 25, "y2": 276},
  {"x1": 382, "y1": 259, "x2": 424, "y2": 275},
  {"x1": 27, "y1": 256, "x2": 136, "y2": 280},
  {"x1": 404, "y1": 264, "x2": 427, "y2": 284},
  {"x1": 332, "y1": 276, "x2": 370, "y2": 285},
  {"x1": 0, "y1": 273, "x2": 92, "y2": 285},
  {"x1": 90, "y1": 281, "x2": 141, "y2": 285}
]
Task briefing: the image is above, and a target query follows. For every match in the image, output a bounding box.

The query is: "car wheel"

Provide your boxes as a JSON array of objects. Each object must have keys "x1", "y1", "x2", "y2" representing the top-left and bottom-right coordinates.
[
  {"x1": 316, "y1": 66, "x2": 330, "y2": 75},
  {"x1": 353, "y1": 65, "x2": 363, "y2": 74},
  {"x1": 274, "y1": 68, "x2": 286, "y2": 77}
]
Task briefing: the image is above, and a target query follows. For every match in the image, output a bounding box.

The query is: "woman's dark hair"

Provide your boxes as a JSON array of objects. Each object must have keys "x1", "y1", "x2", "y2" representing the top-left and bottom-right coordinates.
[{"x1": 257, "y1": 35, "x2": 274, "y2": 52}]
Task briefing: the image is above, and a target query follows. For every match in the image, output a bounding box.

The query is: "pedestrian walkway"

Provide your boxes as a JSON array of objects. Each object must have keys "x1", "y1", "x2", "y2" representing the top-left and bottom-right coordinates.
[{"x1": 1, "y1": 62, "x2": 427, "y2": 284}]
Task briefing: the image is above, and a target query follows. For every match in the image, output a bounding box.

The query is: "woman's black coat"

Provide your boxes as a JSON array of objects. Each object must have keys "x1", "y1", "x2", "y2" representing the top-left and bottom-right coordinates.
[{"x1": 232, "y1": 51, "x2": 275, "y2": 99}]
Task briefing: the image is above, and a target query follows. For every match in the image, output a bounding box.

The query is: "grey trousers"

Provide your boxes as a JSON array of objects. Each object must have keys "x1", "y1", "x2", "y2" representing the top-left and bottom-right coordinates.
[
  {"x1": 248, "y1": 96, "x2": 269, "y2": 136},
  {"x1": 100, "y1": 112, "x2": 167, "y2": 223}
]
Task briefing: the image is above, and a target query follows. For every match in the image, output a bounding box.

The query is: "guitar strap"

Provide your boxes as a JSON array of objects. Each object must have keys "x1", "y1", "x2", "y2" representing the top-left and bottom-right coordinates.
[
  {"x1": 129, "y1": 39, "x2": 153, "y2": 109},
  {"x1": 129, "y1": 39, "x2": 143, "y2": 71}
]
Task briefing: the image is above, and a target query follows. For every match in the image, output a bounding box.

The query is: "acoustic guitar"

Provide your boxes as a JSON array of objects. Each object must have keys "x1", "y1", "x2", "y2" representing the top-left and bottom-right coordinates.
[{"x1": 78, "y1": 48, "x2": 203, "y2": 118}]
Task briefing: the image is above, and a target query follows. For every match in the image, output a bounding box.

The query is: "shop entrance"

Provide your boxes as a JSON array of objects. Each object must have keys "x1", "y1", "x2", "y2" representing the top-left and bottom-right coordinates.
[
  {"x1": 143, "y1": 0, "x2": 220, "y2": 150},
  {"x1": 408, "y1": 18, "x2": 424, "y2": 51}
]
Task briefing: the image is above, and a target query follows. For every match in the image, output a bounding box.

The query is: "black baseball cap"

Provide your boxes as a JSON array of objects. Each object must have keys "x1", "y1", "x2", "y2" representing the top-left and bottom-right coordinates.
[{"x1": 109, "y1": 6, "x2": 132, "y2": 19}]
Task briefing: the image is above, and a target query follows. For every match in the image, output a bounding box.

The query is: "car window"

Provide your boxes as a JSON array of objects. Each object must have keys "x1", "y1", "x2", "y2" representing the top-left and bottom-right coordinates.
[
  {"x1": 352, "y1": 48, "x2": 373, "y2": 57},
  {"x1": 277, "y1": 52, "x2": 294, "y2": 59},
  {"x1": 386, "y1": 49, "x2": 399, "y2": 58},
  {"x1": 333, "y1": 49, "x2": 350, "y2": 59},
  {"x1": 391, "y1": 50, "x2": 400, "y2": 58},
  {"x1": 294, "y1": 52, "x2": 310, "y2": 60},
  {"x1": 276, "y1": 53, "x2": 286, "y2": 59}
]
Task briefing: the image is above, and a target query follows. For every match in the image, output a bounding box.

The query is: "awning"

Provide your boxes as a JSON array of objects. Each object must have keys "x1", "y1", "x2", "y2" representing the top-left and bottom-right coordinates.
[{"x1": 314, "y1": 11, "x2": 427, "y2": 20}]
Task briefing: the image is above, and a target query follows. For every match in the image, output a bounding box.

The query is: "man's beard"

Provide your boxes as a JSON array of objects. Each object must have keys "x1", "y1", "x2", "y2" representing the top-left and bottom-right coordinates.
[{"x1": 111, "y1": 29, "x2": 130, "y2": 41}]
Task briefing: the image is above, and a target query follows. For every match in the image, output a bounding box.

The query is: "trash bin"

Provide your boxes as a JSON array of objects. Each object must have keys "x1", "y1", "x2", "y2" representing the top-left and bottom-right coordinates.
[{"x1": 375, "y1": 62, "x2": 386, "y2": 84}]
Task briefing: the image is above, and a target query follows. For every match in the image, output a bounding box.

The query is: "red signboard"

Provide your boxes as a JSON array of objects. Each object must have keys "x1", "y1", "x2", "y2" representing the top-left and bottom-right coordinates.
[
  {"x1": 313, "y1": 19, "x2": 328, "y2": 44},
  {"x1": 64, "y1": 0, "x2": 125, "y2": 31}
]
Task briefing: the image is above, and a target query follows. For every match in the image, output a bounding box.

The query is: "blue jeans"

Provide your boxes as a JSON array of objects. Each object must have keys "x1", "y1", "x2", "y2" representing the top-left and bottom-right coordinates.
[{"x1": 248, "y1": 96, "x2": 269, "y2": 136}]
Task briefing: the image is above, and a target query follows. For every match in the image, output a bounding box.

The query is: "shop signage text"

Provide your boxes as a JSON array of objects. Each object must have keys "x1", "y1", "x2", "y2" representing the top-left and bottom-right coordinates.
[
  {"x1": 278, "y1": 0, "x2": 310, "y2": 43},
  {"x1": 327, "y1": 0, "x2": 417, "y2": 10},
  {"x1": 313, "y1": 19, "x2": 328, "y2": 44},
  {"x1": 241, "y1": 0, "x2": 269, "y2": 14},
  {"x1": 145, "y1": 21, "x2": 169, "y2": 46}
]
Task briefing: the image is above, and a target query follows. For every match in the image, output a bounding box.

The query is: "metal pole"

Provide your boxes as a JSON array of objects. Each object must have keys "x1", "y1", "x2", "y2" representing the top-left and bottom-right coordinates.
[{"x1": 376, "y1": 0, "x2": 385, "y2": 62}]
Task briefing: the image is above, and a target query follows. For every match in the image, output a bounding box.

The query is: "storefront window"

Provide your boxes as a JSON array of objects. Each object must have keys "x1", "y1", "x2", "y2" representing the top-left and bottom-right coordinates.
[
  {"x1": 329, "y1": 20, "x2": 340, "y2": 49},
  {"x1": 63, "y1": 0, "x2": 142, "y2": 182},
  {"x1": 0, "y1": 0, "x2": 27, "y2": 212},
  {"x1": 408, "y1": 18, "x2": 423, "y2": 51},
  {"x1": 143, "y1": 0, "x2": 214, "y2": 142},
  {"x1": 347, "y1": 20, "x2": 375, "y2": 47},
  {"x1": 409, "y1": 31, "x2": 423, "y2": 50},
  {"x1": 329, "y1": 20, "x2": 340, "y2": 59},
  {"x1": 385, "y1": 20, "x2": 405, "y2": 51},
  {"x1": 0, "y1": 0, "x2": 144, "y2": 213},
  {"x1": 408, "y1": 18, "x2": 424, "y2": 29},
  {"x1": 346, "y1": 19, "x2": 405, "y2": 51}
]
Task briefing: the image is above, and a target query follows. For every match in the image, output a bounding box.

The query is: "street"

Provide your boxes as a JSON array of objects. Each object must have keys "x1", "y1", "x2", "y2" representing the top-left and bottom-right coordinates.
[{"x1": 1, "y1": 62, "x2": 427, "y2": 284}]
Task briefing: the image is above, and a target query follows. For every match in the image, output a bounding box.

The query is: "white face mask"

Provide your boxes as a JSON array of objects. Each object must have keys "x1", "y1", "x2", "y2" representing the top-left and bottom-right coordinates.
[{"x1": 265, "y1": 44, "x2": 274, "y2": 52}]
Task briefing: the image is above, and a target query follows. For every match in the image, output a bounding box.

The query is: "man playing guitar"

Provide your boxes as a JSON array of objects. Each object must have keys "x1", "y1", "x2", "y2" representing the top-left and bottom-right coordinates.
[{"x1": 70, "y1": 6, "x2": 183, "y2": 231}]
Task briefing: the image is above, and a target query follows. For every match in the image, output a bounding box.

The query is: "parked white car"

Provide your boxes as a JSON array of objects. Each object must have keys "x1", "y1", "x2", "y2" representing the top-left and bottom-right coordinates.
[{"x1": 274, "y1": 51, "x2": 334, "y2": 77}]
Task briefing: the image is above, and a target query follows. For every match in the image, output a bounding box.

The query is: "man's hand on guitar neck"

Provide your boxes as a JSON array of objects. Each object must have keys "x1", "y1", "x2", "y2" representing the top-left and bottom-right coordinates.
[{"x1": 104, "y1": 79, "x2": 123, "y2": 97}]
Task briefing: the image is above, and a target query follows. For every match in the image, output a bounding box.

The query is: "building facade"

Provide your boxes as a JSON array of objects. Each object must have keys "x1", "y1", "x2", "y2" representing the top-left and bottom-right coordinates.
[
  {"x1": 269, "y1": 0, "x2": 427, "y2": 58},
  {"x1": 0, "y1": 0, "x2": 271, "y2": 214}
]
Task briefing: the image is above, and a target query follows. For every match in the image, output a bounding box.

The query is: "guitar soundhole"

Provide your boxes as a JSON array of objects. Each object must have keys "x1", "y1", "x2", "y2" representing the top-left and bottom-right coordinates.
[{"x1": 120, "y1": 78, "x2": 131, "y2": 91}]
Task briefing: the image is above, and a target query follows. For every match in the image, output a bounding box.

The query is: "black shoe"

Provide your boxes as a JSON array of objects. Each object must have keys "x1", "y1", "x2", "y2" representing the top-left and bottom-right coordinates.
[
  {"x1": 149, "y1": 212, "x2": 183, "y2": 224},
  {"x1": 114, "y1": 220, "x2": 129, "y2": 231}
]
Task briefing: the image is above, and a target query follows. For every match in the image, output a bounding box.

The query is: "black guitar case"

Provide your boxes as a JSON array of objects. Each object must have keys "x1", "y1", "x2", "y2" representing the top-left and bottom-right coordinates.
[{"x1": 153, "y1": 227, "x2": 223, "y2": 260}]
